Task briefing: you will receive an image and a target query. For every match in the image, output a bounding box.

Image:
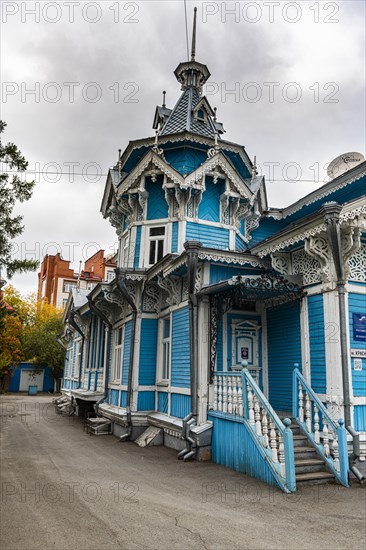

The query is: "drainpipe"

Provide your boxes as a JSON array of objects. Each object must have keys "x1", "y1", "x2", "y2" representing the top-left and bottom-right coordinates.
[
  {"x1": 184, "y1": 240, "x2": 202, "y2": 422},
  {"x1": 321, "y1": 202, "x2": 363, "y2": 482},
  {"x1": 176, "y1": 241, "x2": 202, "y2": 461},
  {"x1": 115, "y1": 267, "x2": 137, "y2": 440},
  {"x1": 68, "y1": 310, "x2": 85, "y2": 389},
  {"x1": 87, "y1": 297, "x2": 112, "y2": 404}
]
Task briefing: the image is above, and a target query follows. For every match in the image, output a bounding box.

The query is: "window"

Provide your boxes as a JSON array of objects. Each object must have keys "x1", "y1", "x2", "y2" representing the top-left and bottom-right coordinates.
[
  {"x1": 122, "y1": 234, "x2": 130, "y2": 267},
  {"x1": 106, "y1": 270, "x2": 115, "y2": 282},
  {"x1": 161, "y1": 317, "x2": 171, "y2": 381},
  {"x1": 63, "y1": 280, "x2": 77, "y2": 293},
  {"x1": 112, "y1": 326, "x2": 124, "y2": 383},
  {"x1": 74, "y1": 340, "x2": 82, "y2": 378},
  {"x1": 66, "y1": 345, "x2": 74, "y2": 377},
  {"x1": 197, "y1": 109, "x2": 205, "y2": 120},
  {"x1": 148, "y1": 226, "x2": 165, "y2": 265}
]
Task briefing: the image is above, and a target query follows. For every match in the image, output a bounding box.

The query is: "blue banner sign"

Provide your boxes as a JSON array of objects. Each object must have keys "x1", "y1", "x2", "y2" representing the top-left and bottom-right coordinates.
[{"x1": 353, "y1": 313, "x2": 366, "y2": 342}]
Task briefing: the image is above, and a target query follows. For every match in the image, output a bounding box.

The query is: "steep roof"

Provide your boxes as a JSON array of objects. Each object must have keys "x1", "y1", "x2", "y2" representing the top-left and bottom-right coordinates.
[{"x1": 160, "y1": 88, "x2": 216, "y2": 139}]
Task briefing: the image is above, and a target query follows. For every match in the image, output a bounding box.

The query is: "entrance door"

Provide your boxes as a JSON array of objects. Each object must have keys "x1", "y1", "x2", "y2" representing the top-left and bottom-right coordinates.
[
  {"x1": 19, "y1": 369, "x2": 44, "y2": 392},
  {"x1": 231, "y1": 320, "x2": 261, "y2": 385}
]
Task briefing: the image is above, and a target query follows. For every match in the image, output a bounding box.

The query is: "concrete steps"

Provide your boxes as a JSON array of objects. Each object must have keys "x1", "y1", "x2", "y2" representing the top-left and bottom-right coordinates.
[{"x1": 279, "y1": 416, "x2": 336, "y2": 486}]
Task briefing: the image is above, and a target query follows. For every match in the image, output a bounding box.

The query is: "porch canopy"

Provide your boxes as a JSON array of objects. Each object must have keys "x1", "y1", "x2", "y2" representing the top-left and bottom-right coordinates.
[{"x1": 197, "y1": 272, "x2": 304, "y2": 381}]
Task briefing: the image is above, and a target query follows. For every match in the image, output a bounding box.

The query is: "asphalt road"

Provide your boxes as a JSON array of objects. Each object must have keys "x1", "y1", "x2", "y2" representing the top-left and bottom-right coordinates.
[{"x1": 1, "y1": 394, "x2": 365, "y2": 550}]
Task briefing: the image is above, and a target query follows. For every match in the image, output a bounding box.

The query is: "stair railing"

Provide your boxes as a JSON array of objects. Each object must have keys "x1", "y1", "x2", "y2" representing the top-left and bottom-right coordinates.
[
  {"x1": 242, "y1": 367, "x2": 296, "y2": 492},
  {"x1": 292, "y1": 367, "x2": 349, "y2": 486}
]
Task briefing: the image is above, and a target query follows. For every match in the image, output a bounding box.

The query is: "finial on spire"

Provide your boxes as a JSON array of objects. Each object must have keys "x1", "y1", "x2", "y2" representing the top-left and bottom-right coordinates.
[
  {"x1": 213, "y1": 107, "x2": 217, "y2": 122},
  {"x1": 162, "y1": 90, "x2": 166, "y2": 108},
  {"x1": 191, "y1": 7, "x2": 197, "y2": 61}
]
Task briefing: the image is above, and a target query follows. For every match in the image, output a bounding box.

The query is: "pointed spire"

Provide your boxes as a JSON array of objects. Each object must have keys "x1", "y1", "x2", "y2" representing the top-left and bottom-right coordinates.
[
  {"x1": 191, "y1": 7, "x2": 197, "y2": 61},
  {"x1": 162, "y1": 90, "x2": 166, "y2": 108}
]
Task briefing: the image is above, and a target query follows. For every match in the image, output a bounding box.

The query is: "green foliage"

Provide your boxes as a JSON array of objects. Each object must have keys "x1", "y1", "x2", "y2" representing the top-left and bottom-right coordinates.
[
  {"x1": 0, "y1": 120, "x2": 38, "y2": 278},
  {"x1": 0, "y1": 287, "x2": 65, "y2": 386}
]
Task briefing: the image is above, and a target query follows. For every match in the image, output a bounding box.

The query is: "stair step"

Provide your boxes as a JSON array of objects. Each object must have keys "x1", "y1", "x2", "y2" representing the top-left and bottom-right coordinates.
[
  {"x1": 292, "y1": 434, "x2": 309, "y2": 447},
  {"x1": 294, "y1": 446, "x2": 317, "y2": 453},
  {"x1": 295, "y1": 458, "x2": 324, "y2": 466},
  {"x1": 296, "y1": 471, "x2": 335, "y2": 485},
  {"x1": 295, "y1": 458, "x2": 326, "y2": 474}
]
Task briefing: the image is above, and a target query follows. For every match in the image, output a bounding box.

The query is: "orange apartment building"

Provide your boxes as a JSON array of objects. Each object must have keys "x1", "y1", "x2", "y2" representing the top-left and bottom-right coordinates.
[{"x1": 37, "y1": 250, "x2": 117, "y2": 308}]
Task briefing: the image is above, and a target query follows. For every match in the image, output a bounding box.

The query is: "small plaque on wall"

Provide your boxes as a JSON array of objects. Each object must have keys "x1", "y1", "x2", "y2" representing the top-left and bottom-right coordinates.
[
  {"x1": 354, "y1": 358, "x2": 363, "y2": 371},
  {"x1": 351, "y1": 348, "x2": 366, "y2": 358}
]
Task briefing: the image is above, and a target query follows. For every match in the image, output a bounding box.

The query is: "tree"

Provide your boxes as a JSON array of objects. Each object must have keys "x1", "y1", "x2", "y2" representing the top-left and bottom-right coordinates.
[
  {"x1": 0, "y1": 120, "x2": 38, "y2": 278},
  {"x1": 0, "y1": 286, "x2": 65, "y2": 391},
  {"x1": 22, "y1": 299, "x2": 65, "y2": 385}
]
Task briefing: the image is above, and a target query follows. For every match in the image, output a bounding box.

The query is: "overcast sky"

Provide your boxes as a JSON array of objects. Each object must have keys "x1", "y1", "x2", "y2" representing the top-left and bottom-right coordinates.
[{"x1": 2, "y1": 0, "x2": 365, "y2": 295}]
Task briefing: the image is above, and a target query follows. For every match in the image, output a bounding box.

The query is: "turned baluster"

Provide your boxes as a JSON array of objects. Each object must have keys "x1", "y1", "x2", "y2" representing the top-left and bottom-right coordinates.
[
  {"x1": 305, "y1": 392, "x2": 312, "y2": 433},
  {"x1": 323, "y1": 419, "x2": 330, "y2": 457},
  {"x1": 262, "y1": 410, "x2": 269, "y2": 448},
  {"x1": 279, "y1": 433, "x2": 285, "y2": 477},
  {"x1": 222, "y1": 376, "x2": 228, "y2": 413},
  {"x1": 247, "y1": 383, "x2": 255, "y2": 424},
  {"x1": 232, "y1": 378, "x2": 238, "y2": 415},
  {"x1": 298, "y1": 382, "x2": 304, "y2": 423},
  {"x1": 254, "y1": 396, "x2": 262, "y2": 436},
  {"x1": 237, "y1": 378, "x2": 243, "y2": 417},
  {"x1": 270, "y1": 422, "x2": 278, "y2": 462},
  {"x1": 227, "y1": 377, "x2": 233, "y2": 414},
  {"x1": 313, "y1": 404, "x2": 320, "y2": 444},
  {"x1": 218, "y1": 376, "x2": 223, "y2": 412},
  {"x1": 331, "y1": 430, "x2": 340, "y2": 472},
  {"x1": 213, "y1": 375, "x2": 218, "y2": 411}
]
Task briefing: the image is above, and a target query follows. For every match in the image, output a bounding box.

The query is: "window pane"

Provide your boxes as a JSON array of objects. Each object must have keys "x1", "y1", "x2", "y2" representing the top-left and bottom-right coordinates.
[
  {"x1": 150, "y1": 227, "x2": 165, "y2": 236},
  {"x1": 149, "y1": 240, "x2": 156, "y2": 264},
  {"x1": 163, "y1": 319, "x2": 170, "y2": 338},
  {"x1": 157, "y1": 239, "x2": 164, "y2": 261}
]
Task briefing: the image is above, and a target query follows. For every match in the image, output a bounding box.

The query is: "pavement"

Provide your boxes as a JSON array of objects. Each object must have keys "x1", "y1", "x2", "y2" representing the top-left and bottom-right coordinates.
[{"x1": 0, "y1": 394, "x2": 365, "y2": 550}]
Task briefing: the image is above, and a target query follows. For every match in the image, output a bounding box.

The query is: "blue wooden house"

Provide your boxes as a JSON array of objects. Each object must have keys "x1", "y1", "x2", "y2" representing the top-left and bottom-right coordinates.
[{"x1": 60, "y1": 13, "x2": 366, "y2": 491}]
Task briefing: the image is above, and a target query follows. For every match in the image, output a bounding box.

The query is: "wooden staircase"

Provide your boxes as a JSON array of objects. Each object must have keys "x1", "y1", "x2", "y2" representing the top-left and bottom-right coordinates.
[{"x1": 288, "y1": 419, "x2": 336, "y2": 485}]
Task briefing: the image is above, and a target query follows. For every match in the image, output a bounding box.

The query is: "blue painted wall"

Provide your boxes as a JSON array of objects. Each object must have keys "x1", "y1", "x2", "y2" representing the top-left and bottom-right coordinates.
[
  {"x1": 249, "y1": 218, "x2": 287, "y2": 247},
  {"x1": 146, "y1": 175, "x2": 168, "y2": 219},
  {"x1": 210, "y1": 264, "x2": 263, "y2": 284},
  {"x1": 122, "y1": 321, "x2": 132, "y2": 385},
  {"x1": 235, "y1": 233, "x2": 246, "y2": 252},
  {"x1": 171, "y1": 307, "x2": 190, "y2": 388},
  {"x1": 308, "y1": 294, "x2": 326, "y2": 394},
  {"x1": 139, "y1": 319, "x2": 158, "y2": 385},
  {"x1": 354, "y1": 405, "x2": 366, "y2": 431},
  {"x1": 172, "y1": 222, "x2": 178, "y2": 253},
  {"x1": 158, "y1": 392, "x2": 168, "y2": 414},
  {"x1": 209, "y1": 413, "x2": 281, "y2": 488},
  {"x1": 164, "y1": 147, "x2": 207, "y2": 176},
  {"x1": 134, "y1": 226, "x2": 141, "y2": 268},
  {"x1": 267, "y1": 301, "x2": 302, "y2": 411},
  {"x1": 171, "y1": 393, "x2": 191, "y2": 418},
  {"x1": 137, "y1": 391, "x2": 155, "y2": 411},
  {"x1": 186, "y1": 222, "x2": 229, "y2": 250},
  {"x1": 198, "y1": 176, "x2": 224, "y2": 222}
]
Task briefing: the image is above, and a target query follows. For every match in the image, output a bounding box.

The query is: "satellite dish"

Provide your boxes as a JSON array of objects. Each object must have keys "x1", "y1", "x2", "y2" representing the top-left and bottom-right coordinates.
[{"x1": 327, "y1": 152, "x2": 365, "y2": 179}]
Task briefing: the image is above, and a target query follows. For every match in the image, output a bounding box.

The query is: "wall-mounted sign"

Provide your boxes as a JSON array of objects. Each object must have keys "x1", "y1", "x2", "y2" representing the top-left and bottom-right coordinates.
[
  {"x1": 354, "y1": 358, "x2": 363, "y2": 371},
  {"x1": 353, "y1": 313, "x2": 366, "y2": 342},
  {"x1": 241, "y1": 347, "x2": 249, "y2": 360},
  {"x1": 351, "y1": 348, "x2": 366, "y2": 358}
]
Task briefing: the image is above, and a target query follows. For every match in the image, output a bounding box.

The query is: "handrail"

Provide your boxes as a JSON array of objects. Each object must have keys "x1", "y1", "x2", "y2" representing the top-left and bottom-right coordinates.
[
  {"x1": 293, "y1": 368, "x2": 349, "y2": 486},
  {"x1": 292, "y1": 368, "x2": 338, "y2": 432},
  {"x1": 242, "y1": 368, "x2": 296, "y2": 493}
]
